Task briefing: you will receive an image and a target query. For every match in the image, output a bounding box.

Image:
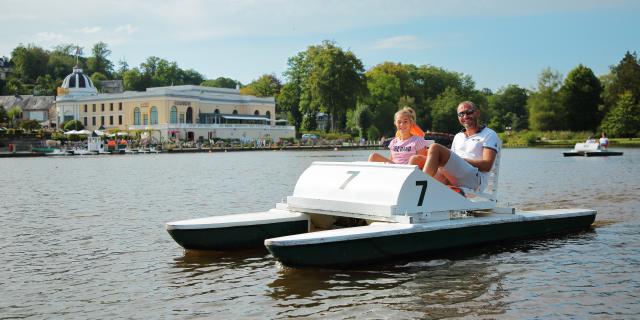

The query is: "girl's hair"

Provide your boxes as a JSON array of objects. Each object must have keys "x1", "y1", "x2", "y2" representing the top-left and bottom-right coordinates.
[{"x1": 394, "y1": 107, "x2": 416, "y2": 123}]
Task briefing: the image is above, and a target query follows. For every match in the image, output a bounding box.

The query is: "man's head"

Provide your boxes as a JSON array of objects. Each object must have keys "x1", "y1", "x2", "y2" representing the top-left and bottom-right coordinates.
[{"x1": 457, "y1": 101, "x2": 479, "y2": 130}]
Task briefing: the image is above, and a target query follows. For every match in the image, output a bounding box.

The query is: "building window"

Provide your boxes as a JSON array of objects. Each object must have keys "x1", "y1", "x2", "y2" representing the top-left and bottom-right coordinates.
[
  {"x1": 170, "y1": 106, "x2": 177, "y2": 124},
  {"x1": 118, "y1": 102, "x2": 122, "y2": 111},
  {"x1": 101, "y1": 104, "x2": 104, "y2": 112},
  {"x1": 232, "y1": 110, "x2": 238, "y2": 115},
  {"x1": 150, "y1": 106, "x2": 158, "y2": 125},
  {"x1": 118, "y1": 115, "x2": 122, "y2": 125},
  {"x1": 134, "y1": 107, "x2": 141, "y2": 125},
  {"x1": 186, "y1": 107, "x2": 193, "y2": 123},
  {"x1": 266, "y1": 111, "x2": 271, "y2": 120},
  {"x1": 92, "y1": 117, "x2": 96, "y2": 126},
  {"x1": 143, "y1": 114, "x2": 148, "y2": 125},
  {"x1": 101, "y1": 116, "x2": 105, "y2": 126},
  {"x1": 92, "y1": 104, "x2": 96, "y2": 112},
  {"x1": 109, "y1": 116, "x2": 113, "y2": 125},
  {"x1": 254, "y1": 110, "x2": 260, "y2": 115},
  {"x1": 83, "y1": 117, "x2": 88, "y2": 126},
  {"x1": 110, "y1": 103, "x2": 113, "y2": 111},
  {"x1": 84, "y1": 105, "x2": 88, "y2": 113},
  {"x1": 179, "y1": 114, "x2": 185, "y2": 123}
]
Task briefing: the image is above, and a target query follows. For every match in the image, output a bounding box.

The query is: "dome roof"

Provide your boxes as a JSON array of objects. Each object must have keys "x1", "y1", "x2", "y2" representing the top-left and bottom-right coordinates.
[{"x1": 62, "y1": 65, "x2": 95, "y2": 89}]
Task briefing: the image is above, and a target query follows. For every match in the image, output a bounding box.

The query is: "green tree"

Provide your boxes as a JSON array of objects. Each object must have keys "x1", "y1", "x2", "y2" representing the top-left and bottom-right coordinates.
[
  {"x1": 86, "y1": 42, "x2": 114, "y2": 77},
  {"x1": 180, "y1": 69, "x2": 205, "y2": 85},
  {"x1": 113, "y1": 59, "x2": 129, "y2": 80},
  {"x1": 6, "y1": 78, "x2": 26, "y2": 95},
  {"x1": 48, "y1": 44, "x2": 78, "y2": 80},
  {"x1": 487, "y1": 84, "x2": 528, "y2": 132},
  {"x1": 122, "y1": 68, "x2": 144, "y2": 91},
  {"x1": 298, "y1": 41, "x2": 367, "y2": 131},
  {"x1": 277, "y1": 82, "x2": 303, "y2": 131},
  {"x1": 301, "y1": 113, "x2": 317, "y2": 131},
  {"x1": 606, "y1": 51, "x2": 640, "y2": 105},
  {"x1": 63, "y1": 119, "x2": 84, "y2": 131},
  {"x1": 365, "y1": 69, "x2": 401, "y2": 136},
  {"x1": 528, "y1": 68, "x2": 566, "y2": 131},
  {"x1": 354, "y1": 104, "x2": 373, "y2": 138},
  {"x1": 0, "y1": 105, "x2": 8, "y2": 125},
  {"x1": 7, "y1": 106, "x2": 23, "y2": 128},
  {"x1": 240, "y1": 74, "x2": 282, "y2": 97},
  {"x1": 91, "y1": 72, "x2": 108, "y2": 91},
  {"x1": 600, "y1": 91, "x2": 640, "y2": 138},
  {"x1": 561, "y1": 64, "x2": 602, "y2": 131},
  {"x1": 10, "y1": 44, "x2": 49, "y2": 83},
  {"x1": 201, "y1": 77, "x2": 241, "y2": 89},
  {"x1": 430, "y1": 87, "x2": 466, "y2": 133},
  {"x1": 33, "y1": 74, "x2": 57, "y2": 95},
  {"x1": 19, "y1": 119, "x2": 41, "y2": 131}
]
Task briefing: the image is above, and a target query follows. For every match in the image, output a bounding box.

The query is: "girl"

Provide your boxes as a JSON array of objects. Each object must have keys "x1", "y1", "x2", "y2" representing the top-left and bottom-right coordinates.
[{"x1": 369, "y1": 107, "x2": 430, "y2": 164}]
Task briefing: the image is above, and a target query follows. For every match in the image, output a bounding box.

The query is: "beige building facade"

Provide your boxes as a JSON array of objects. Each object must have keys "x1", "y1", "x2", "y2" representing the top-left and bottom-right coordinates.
[{"x1": 55, "y1": 67, "x2": 295, "y2": 141}]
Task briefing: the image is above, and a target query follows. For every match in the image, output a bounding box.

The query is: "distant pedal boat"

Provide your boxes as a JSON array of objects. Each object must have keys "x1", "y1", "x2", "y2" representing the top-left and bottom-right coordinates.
[
  {"x1": 166, "y1": 161, "x2": 597, "y2": 268},
  {"x1": 563, "y1": 142, "x2": 623, "y2": 157}
]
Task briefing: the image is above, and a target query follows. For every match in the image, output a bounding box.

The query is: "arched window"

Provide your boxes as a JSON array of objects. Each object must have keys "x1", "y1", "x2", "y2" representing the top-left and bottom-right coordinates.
[
  {"x1": 232, "y1": 110, "x2": 238, "y2": 115},
  {"x1": 186, "y1": 107, "x2": 193, "y2": 123},
  {"x1": 150, "y1": 106, "x2": 158, "y2": 125},
  {"x1": 266, "y1": 111, "x2": 271, "y2": 119},
  {"x1": 134, "y1": 107, "x2": 141, "y2": 125},
  {"x1": 214, "y1": 109, "x2": 219, "y2": 114},
  {"x1": 170, "y1": 106, "x2": 178, "y2": 124},
  {"x1": 254, "y1": 110, "x2": 260, "y2": 115}
]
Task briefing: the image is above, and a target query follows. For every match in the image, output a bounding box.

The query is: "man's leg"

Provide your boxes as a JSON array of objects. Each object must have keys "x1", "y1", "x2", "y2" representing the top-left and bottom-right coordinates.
[{"x1": 424, "y1": 144, "x2": 451, "y2": 176}]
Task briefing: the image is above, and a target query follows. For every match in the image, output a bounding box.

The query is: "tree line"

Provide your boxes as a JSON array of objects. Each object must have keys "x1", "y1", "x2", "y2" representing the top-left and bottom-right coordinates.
[{"x1": 1, "y1": 41, "x2": 639, "y2": 138}]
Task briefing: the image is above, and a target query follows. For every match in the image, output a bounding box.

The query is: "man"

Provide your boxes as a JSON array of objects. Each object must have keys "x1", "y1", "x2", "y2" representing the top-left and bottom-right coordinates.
[{"x1": 409, "y1": 101, "x2": 501, "y2": 191}]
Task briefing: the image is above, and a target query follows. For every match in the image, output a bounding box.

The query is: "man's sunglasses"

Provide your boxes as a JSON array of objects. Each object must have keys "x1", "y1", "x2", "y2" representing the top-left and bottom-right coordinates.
[{"x1": 457, "y1": 109, "x2": 476, "y2": 117}]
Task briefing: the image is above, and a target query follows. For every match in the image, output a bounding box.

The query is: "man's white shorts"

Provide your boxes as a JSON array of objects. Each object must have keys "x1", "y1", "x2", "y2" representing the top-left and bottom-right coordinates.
[{"x1": 441, "y1": 151, "x2": 481, "y2": 190}]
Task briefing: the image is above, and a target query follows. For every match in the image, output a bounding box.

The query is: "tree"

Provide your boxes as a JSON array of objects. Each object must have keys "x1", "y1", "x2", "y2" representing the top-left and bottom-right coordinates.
[
  {"x1": 90, "y1": 72, "x2": 108, "y2": 91},
  {"x1": 277, "y1": 82, "x2": 303, "y2": 131},
  {"x1": 606, "y1": 51, "x2": 640, "y2": 105},
  {"x1": 487, "y1": 84, "x2": 528, "y2": 132},
  {"x1": 33, "y1": 74, "x2": 57, "y2": 95},
  {"x1": 7, "y1": 106, "x2": 23, "y2": 128},
  {"x1": 0, "y1": 105, "x2": 8, "y2": 125},
  {"x1": 430, "y1": 87, "x2": 466, "y2": 133},
  {"x1": 10, "y1": 44, "x2": 49, "y2": 83},
  {"x1": 240, "y1": 74, "x2": 282, "y2": 97},
  {"x1": 528, "y1": 68, "x2": 566, "y2": 131},
  {"x1": 561, "y1": 64, "x2": 602, "y2": 131},
  {"x1": 353, "y1": 104, "x2": 373, "y2": 138},
  {"x1": 48, "y1": 44, "x2": 78, "y2": 80},
  {"x1": 63, "y1": 119, "x2": 84, "y2": 131},
  {"x1": 201, "y1": 77, "x2": 241, "y2": 89},
  {"x1": 19, "y1": 119, "x2": 41, "y2": 131},
  {"x1": 6, "y1": 78, "x2": 26, "y2": 95},
  {"x1": 86, "y1": 42, "x2": 114, "y2": 77},
  {"x1": 365, "y1": 69, "x2": 401, "y2": 136},
  {"x1": 181, "y1": 69, "x2": 205, "y2": 85},
  {"x1": 296, "y1": 41, "x2": 367, "y2": 131},
  {"x1": 122, "y1": 68, "x2": 143, "y2": 91},
  {"x1": 600, "y1": 91, "x2": 640, "y2": 138}
]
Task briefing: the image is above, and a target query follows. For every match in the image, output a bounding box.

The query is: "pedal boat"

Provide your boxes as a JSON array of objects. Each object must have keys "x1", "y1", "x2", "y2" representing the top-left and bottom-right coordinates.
[
  {"x1": 166, "y1": 161, "x2": 596, "y2": 268},
  {"x1": 563, "y1": 142, "x2": 623, "y2": 157}
]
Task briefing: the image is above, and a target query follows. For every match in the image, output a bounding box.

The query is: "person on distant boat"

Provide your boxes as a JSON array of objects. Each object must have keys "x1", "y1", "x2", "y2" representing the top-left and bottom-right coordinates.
[
  {"x1": 599, "y1": 132, "x2": 609, "y2": 149},
  {"x1": 408, "y1": 101, "x2": 501, "y2": 191},
  {"x1": 368, "y1": 107, "x2": 430, "y2": 164},
  {"x1": 586, "y1": 136, "x2": 597, "y2": 143}
]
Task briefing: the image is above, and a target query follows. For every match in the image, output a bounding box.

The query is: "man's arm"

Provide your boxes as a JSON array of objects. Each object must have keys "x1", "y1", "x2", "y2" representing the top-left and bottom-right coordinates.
[{"x1": 464, "y1": 147, "x2": 497, "y2": 172}]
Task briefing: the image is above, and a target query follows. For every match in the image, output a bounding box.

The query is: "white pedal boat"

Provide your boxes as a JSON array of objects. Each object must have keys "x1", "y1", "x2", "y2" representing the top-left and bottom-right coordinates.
[
  {"x1": 166, "y1": 161, "x2": 596, "y2": 268},
  {"x1": 563, "y1": 142, "x2": 623, "y2": 157}
]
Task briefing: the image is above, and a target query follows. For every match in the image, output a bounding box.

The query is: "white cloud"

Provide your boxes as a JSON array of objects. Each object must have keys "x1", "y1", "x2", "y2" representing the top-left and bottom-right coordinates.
[
  {"x1": 35, "y1": 32, "x2": 69, "y2": 43},
  {"x1": 373, "y1": 35, "x2": 423, "y2": 50},
  {"x1": 115, "y1": 24, "x2": 138, "y2": 35},
  {"x1": 75, "y1": 27, "x2": 102, "y2": 34}
]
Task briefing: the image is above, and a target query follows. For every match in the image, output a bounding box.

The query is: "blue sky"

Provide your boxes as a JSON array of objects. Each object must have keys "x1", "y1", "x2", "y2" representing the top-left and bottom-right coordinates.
[{"x1": 2, "y1": 0, "x2": 639, "y2": 91}]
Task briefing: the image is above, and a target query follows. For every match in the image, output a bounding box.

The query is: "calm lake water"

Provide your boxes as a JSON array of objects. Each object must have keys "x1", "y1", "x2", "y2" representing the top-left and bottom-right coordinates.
[{"x1": 1, "y1": 148, "x2": 639, "y2": 319}]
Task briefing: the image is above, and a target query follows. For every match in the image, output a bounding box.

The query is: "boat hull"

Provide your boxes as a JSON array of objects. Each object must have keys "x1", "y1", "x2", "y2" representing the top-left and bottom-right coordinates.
[
  {"x1": 563, "y1": 151, "x2": 623, "y2": 157},
  {"x1": 265, "y1": 209, "x2": 596, "y2": 268},
  {"x1": 166, "y1": 210, "x2": 309, "y2": 251}
]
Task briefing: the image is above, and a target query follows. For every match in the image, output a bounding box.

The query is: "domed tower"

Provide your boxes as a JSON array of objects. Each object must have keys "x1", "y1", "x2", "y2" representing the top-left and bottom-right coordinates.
[{"x1": 58, "y1": 65, "x2": 98, "y2": 97}]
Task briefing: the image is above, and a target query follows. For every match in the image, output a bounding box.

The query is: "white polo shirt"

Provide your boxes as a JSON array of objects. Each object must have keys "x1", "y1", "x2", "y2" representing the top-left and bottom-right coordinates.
[{"x1": 450, "y1": 126, "x2": 501, "y2": 188}]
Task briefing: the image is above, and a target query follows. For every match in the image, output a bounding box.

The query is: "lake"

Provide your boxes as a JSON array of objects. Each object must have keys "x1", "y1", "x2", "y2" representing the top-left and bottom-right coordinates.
[{"x1": 1, "y1": 148, "x2": 638, "y2": 319}]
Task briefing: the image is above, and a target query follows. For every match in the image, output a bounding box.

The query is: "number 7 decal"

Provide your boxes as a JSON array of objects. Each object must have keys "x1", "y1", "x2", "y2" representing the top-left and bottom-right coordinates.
[
  {"x1": 339, "y1": 171, "x2": 360, "y2": 189},
  {"x1": 416, "y1": 180, "x2": 428, "y2": 206}
]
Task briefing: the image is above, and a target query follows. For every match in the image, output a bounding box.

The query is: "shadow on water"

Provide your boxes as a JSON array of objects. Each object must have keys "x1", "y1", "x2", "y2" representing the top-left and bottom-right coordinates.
[{"x1": 171, "y1": 247, "x2": 270, "y2": 274}]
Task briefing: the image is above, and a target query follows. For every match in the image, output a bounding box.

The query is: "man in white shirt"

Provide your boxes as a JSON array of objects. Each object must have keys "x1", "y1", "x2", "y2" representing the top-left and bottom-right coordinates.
[
  {"x1": 409, "y1": 101, "x2": 501, "y2": 191},
  {"x1": 599, "y1": 132, "x2": 609, "y2": 149}
]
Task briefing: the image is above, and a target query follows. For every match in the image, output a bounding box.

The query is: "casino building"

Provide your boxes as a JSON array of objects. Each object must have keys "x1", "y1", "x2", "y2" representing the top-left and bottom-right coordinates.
[{"x1": 55, "y1": 66, "x2": 295, "y2": 141}]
